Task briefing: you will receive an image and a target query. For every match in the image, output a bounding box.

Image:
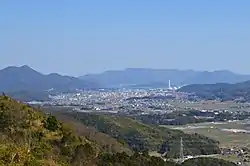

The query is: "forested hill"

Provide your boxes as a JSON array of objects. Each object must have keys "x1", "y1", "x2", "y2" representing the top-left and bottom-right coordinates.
[
  {"x1": 0, "y1": 96, "x2": 236, "y2": 166},
  {"x1": 179, "y1": 80, "x2": 250, "y2": 101},
  {"x1": 55, "y1": 111, "x2": 221, "y2": 158},
  {"x1": 0, "y1": 65, "x2": 98, "y2": 93}
]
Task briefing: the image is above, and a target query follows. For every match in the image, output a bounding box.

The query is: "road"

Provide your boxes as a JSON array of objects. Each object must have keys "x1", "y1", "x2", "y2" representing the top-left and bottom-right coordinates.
[{"x1": 173, "y1": 154, "x2": 219, "y2": 163}]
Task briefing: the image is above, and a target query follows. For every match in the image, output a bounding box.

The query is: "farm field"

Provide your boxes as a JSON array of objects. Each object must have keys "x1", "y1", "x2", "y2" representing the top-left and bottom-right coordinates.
[
  {"x1": 162, "y1": 120, "x2": 250, "y2": 148},
  {"x1": 168, "y1": 100, "x2": 250, "y2": 112},
  {"x1": 160, "y1": 121, "x2": 250, "y2": 165}
]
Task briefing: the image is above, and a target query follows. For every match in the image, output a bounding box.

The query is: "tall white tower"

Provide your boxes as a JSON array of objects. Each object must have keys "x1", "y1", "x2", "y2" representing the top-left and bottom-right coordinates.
[
  {"x1": 178, "y1": 137, "x2": 184, "y2": 163},
  {"x1": 168, "y1": 80, "x2": 171, "y2": 89}
]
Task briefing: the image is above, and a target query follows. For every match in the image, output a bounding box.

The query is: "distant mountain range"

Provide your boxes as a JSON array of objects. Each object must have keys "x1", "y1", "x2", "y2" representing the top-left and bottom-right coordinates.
[
  {"x1": 80, "y1": 68, "x2": 250, "y2": 88},
  {"x1": 0, "y1": 65, "x2": 98, "y2": 93},
  {"x1": 1, "y1": 65, "x2": 250, "y2": 99}
]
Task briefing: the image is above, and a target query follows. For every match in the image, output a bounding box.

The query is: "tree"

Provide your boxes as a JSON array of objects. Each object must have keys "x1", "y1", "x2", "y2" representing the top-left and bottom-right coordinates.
[{"x1": 43, "y1": 115, "x2": 59, "y2": 131}]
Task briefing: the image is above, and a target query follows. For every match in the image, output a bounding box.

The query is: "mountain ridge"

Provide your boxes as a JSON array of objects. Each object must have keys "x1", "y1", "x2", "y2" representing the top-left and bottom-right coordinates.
[
  {"x1": 80, "y1": 68, "x2": 250, "y2": 88},
  {"x1": 1, "y1": 65, "x2": 250, "y2": 92},
  {"x1": 0, "y1": 65, "x2": 99, "y2": 93},
  {"x1": 178, "y1": 80, "x2": 250, "y2": 101}
]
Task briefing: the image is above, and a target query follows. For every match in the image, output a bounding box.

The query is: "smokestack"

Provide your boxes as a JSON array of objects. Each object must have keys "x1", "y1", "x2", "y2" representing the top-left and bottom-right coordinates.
[{"x1": 169, "y1": 80, "x2": 171, "y2": 89}]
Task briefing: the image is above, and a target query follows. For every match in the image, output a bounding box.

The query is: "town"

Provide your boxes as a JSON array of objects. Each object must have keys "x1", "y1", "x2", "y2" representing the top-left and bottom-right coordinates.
[{"x1": 30, "y1": 88, "x2": 250, "y2": 125}]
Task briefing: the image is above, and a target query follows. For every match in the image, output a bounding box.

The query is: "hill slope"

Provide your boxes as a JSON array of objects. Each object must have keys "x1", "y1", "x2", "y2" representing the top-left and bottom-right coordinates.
[
  {"x1": 80, "y1": 68, "x2": 250, "y2": 87},
  {"x1": 183, "y1": 70, "x2": 250, "y2": 85},
  {"x1": 0, "y1": 95, "x2": 103, "y2": 165},
  {"x1": 0, "y1": 96, "x2": 150, "y2": 166},
  {"x1": 179, "y1": 80, "x2": 250, "y2": 101},
  {"x1": 58, "y1": 112, "x2": 221, "y2": 158},
  {"x1": 0, "y1": 65, "x2": 98, "y2": 93},
  {"x1": 0, "y1": 96, "x2": 237, "y2": 166}
]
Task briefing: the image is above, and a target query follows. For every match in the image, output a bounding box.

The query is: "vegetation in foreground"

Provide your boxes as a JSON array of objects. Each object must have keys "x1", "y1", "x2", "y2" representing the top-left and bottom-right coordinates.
[
  {"x1": 57, "y1": 111, "x2": 221, "y2": 158},
  {"x1": 0, "y1": 96, "x2": 237, "y2": 165},
  {"x1": 0, "y1": 95, "x2": 101, "y2": 165}
]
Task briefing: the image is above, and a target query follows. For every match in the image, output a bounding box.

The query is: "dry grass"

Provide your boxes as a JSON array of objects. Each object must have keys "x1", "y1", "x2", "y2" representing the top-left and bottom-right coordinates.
[{"x1": 52, "y1": 113, "x2": 132, "y2": 154}]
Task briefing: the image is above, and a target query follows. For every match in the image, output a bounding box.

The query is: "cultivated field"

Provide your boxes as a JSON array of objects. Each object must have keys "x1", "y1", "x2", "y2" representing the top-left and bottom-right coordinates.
[
  {"x1": 168, "y1": 100, "x2": 250, "y2": 112},
  {"x1": 161, "y1": 121, "x2": 250, "y2": 165},
  {"x1": 162, "y1": 120, "x2": 250, "y2": 148}
]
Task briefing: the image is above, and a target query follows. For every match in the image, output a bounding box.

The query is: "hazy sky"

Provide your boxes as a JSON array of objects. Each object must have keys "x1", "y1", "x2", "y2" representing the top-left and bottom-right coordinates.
[{"x1": 0, "y1": 1, "x2": 250, "y2": 76}]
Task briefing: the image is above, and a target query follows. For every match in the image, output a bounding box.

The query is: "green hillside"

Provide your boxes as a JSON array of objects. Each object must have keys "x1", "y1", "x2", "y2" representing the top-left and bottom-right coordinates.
[
  {"x1": 59, "y1": 112, "x2": 221, "y2": 158},
  {"x1": 0, "y1": 95, "x2": 179, "y2": 166},
  {"x1": 0, "y1": 95, "x2": 102, "y2": 165},
  {"x1": 0, "y1": 96, "x2": 237, "y2": 166}
]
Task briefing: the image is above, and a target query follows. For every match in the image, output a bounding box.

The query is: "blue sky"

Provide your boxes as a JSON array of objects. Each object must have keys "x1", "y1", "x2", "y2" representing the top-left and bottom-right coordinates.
[{"x1": 0, "y1": 1, "x2": 250, "y2": 76}]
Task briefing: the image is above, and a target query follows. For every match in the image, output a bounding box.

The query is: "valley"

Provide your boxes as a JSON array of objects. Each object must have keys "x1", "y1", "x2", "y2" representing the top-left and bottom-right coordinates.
[{"x1": 0, "y1": 95, "x2": 241, "y2": 165}]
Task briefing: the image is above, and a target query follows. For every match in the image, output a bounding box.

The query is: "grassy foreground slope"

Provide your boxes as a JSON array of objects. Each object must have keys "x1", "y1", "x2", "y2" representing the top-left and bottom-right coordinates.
[
  {"x1": 53, "y1": 113, "x2": 132, "y2": 154},
  {"x1": 60, "y1": 112, "x2": 221, "y2": 158},
  {"x1": 42, "y1": 106, "x2": 132, "y2": 155},
  {"x1": 0, "y1": 95, "x2": 103, "y2": 165}
]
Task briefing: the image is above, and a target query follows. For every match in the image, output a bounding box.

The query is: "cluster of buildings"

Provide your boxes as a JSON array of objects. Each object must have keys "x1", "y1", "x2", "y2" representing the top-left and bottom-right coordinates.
[
  {"x1": 221, "y1": 147, "x2": 250, "y2": 165},
  {"x1": 30, "y1": 88, "x2": 250, "y2": 120},
  {"x1": 46, "y1": 89, "x2": 182, "y2": 114}
]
